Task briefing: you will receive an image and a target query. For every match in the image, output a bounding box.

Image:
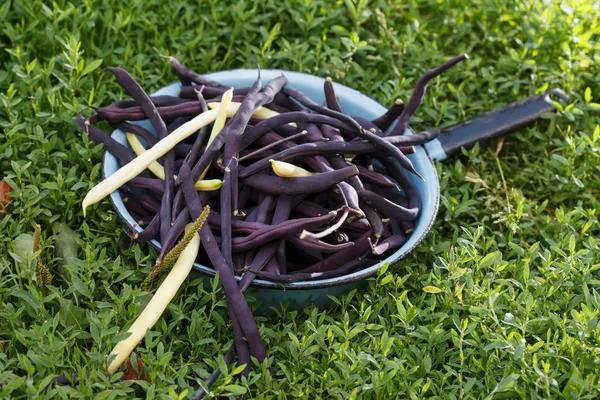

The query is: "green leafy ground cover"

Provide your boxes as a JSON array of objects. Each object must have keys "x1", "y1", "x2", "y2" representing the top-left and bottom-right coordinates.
[{"x1": 1, "y1": 0, "x2": 599, "y2": 398}]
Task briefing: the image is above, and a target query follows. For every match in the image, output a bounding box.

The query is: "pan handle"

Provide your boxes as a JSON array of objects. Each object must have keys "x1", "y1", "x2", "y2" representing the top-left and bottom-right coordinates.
[{"x1": 423, "y1": 88, "x2": 570, "y2": 161}]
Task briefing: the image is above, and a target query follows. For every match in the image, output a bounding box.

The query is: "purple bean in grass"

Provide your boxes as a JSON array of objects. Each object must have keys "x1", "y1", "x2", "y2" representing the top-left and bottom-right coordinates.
[
  {"x1": 190, "y1": 345, "x2": 236, "y2": 400},
  {"x1": 105, "y1": 68, "x2": 169, "y2": 138},
  {"x1": 324, "y1": 77, "x2": 342, "y2": 112},
  {"x1": 76, "y1": 114, "x2": 136, "y2": 165},
  {"x1": 162, "y1": 55, "x2": 227, "y2": 88},
  {"x1": 241, "y1": 166, "x2": 359, "y2": 196},
  {"x1": 372, "y1": 99, "x2": 405, "y2": 131},
  {"x1": 358, "y1": 189, "x2": 419, "y2": 221},
  {"x1": 180, "y1": 167, "x2": 267, "y2": 362},
  {"x1": 255, "y1": 258, "x2": 375, "y2": 283},
  {"x1": 388, "y1": 54, "x2": 468, "y2": 137}
]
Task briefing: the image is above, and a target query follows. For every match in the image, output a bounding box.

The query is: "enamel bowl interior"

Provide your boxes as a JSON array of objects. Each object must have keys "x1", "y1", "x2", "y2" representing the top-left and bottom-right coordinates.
[{"x1": 103, "y1": 69, "x2": 439, "y2": 294}]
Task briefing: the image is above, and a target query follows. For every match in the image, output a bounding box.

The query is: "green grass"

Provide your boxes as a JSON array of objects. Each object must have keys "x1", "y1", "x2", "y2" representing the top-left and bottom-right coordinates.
[{"x1": 1, "y1": 0, "x2": 600, "y2": 398}]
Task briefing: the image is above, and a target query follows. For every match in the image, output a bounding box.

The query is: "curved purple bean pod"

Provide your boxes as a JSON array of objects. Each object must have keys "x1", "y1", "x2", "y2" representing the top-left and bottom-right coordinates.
[
  {"x1": 371, "y1": 233, "x2": 406, "y2": 256},
  {"x1": 293, "y1": 200, "x2": 330, "y2": 217},
  {"x1": 388, "y1": 54, "x2": 468, "y2": 137},
  {"x1": 105, "y1": 68, "x2": 169, "y2": 138},
  {"x1": 185, "y1": 71, "x2": 275, "y2": 183},
  {"x1": 220, "y1": 162, "x2": 234, "y2": 270},
  {"x1": 238, "y1": 196, "x2": 293, "y2": 291},
  {"x1": 355, "y1": 164, "x2": 399, "y2": 189},
  {"x1": 239, "y1": 141, "x2": 376, "y2": 177},
  {"x1": 358, "y1": 189, "x2": 419, "y2": 221},
  {"x1": 241, "y1": 112, "x2": 358, "y2": 150},
  {"x1": 108, "y1": 95, "x2": 192, "y2": 109},
  {"x1": 379, "y1": 157, "x2": 421, "y2": 211},
  {"x1": 125, "y1": 191, "x2": 161, "y2": 214},
  {"x1": 256, "y1": 258, "x2": 375, "y2": 283},
  {"x1": 231, "y1": 212, "x2": 337, "y2": 252},
  {"x1": 361, "y1": 203, "x2": 383, "y2": 239},
  {"x1": 351, "y1": 116, "x2": 383, "y2": 136},
  {"x1": 372, "y1": 99, "x2": 405, "y2": 131},
  {"x1": 133, "y1": 211, "x2": 161, "y2": 242},
  {"x1": 239, "y1": 131, "x2": 306, "y2": 162},
  {"x1": 183, "y1": 90, "x2": 209, "y2": 168},
  {"x1": 117, "y1": 122, "x2": 158, "y2": 147},
  {"x1": 77, "y1": 114, "x2": 135, "y2": 165},
  {"x1": 179, "y1": 85, "x2": 250, "y2": 99},
  {"x1": 163, "y1": 55, "x2": 227, "y2": 88},
  {"x1": 180, "y1": 165, "x2": 267, "y2": 362},
  {"x1": 264, "y1": 257, "x2": 280, "y2": 274},
  {"x1": 155, "y1": 207, "x2": 191, "y2": 265},
  {"x1": 360, "y1": 129, "x2": 422, "y2": 180},
  {"x1": 287, "y1": 235, "x2": 354, "y2": 253},
  {"x1": 296, "y1": 228, "x2": 374, "y2": 273},
  {"x1": 241, "y1": 166, "x2": 359, "y2": 196},
  {"x1": 323, "y1": 77, "x2": 342, "y2": 112},
  {"x1": 276, "y1": 242, "x2": 287, "y2": 274},
  {"x1": 122, "y1": 192, "x2": 153, "y2": 218},
  {"x1": 237, "y1": 185, "x2": 252, "y2": 213},
  {"x1": 282, "y1": 86, "x2": 364, "y2": 133},
  {"x1": 383, "y1": 128, "x2": 440, "y2": 146},
  {"x1": 126, "y1": 177, "x2": 165, "y2": 194}
]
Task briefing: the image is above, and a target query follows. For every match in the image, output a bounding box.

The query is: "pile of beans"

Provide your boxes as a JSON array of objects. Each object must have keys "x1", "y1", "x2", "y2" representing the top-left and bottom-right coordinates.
[{"x1": 77, "y1": 54, "x2": 467, "y2": 392}]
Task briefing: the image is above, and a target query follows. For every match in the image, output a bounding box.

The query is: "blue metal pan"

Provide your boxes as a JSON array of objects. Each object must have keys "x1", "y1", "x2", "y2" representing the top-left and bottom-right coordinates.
[{"x1": 103, "y1": 69, "x2": 568, "y2": 313}]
